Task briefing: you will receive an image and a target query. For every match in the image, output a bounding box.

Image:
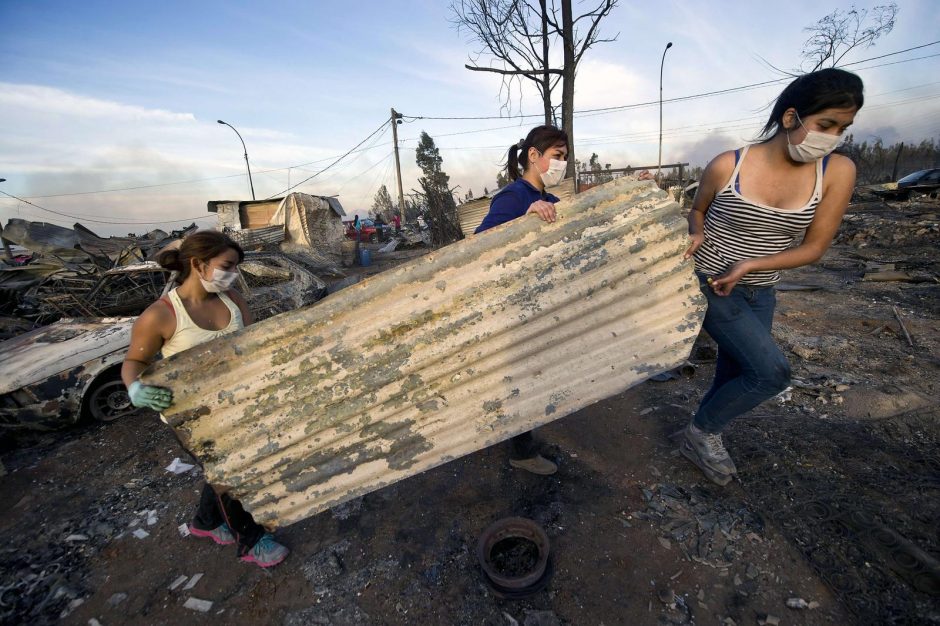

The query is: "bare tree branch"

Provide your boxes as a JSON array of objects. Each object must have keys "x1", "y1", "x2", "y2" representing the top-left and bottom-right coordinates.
[
  {"x1": 465, "y1": 64, "x2": 563, "y2": 75},
  {"x1": 801, "y1": 3, "x2": 898, "y2": 71}
]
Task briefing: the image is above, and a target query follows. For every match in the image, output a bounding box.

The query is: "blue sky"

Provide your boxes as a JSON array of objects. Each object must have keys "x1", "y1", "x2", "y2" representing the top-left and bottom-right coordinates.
[{"x1": 1, "y1": 0, "x2": 938, "y2": 234}]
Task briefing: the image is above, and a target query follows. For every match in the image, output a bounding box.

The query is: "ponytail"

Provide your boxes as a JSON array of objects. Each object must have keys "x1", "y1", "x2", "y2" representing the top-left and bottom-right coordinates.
[{"x1": 506, "y1": 142, "x2": 524, "y2": 182}]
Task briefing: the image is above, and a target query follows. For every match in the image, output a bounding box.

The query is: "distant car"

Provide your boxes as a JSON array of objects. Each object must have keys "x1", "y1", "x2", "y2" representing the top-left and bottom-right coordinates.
[
  {"x1": 871, "y1": 168, "x2": 940, "y2": 200},
  {"x1": 898, "y1": 168, "x2": 940, "y2": 196},
  {"x1": 344, "y1": 219, "x2": 391, "y2": 243},
  {"x1": 0, "y1": 253, "x2": 327, "y2": 430}
]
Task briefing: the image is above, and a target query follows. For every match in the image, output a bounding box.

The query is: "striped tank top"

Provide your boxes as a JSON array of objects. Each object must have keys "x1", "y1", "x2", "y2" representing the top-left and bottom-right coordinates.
[{"x1": 693, "y1": 145, "x2": 825, "y2": 286}]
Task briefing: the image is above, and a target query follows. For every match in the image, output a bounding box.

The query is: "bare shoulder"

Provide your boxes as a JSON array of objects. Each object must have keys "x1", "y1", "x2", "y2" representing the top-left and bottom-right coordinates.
[
  {"x1": 134, "y1": 299, "x2": 175, "y2": 337},
  {"x1": 826, "y1": 153, "x2": 856, "y2": 176},
  {"x1": 703, "y1": 150, "x2": 737, "y2": 182}
]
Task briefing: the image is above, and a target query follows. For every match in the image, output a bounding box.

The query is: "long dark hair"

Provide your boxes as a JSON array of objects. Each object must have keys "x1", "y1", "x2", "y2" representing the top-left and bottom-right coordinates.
[
  {"x1": 506, "y1": 125, "x2": 569, "y2": 182},
  {"x1": 760, "y1": 68, "x2": 864, "y2": 139},
  {"x1": 156, "y1": 230, "x2": 244, "y2": 281}
]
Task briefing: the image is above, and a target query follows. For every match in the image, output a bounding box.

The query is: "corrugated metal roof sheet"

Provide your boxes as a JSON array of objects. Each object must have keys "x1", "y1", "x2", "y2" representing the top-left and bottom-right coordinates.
[
  {"x1": 229, "y1": 225, "x2": 286, "y2": 249},
  {"x1": 142, "y1": 179, "x2": 705, "y2": 528}
]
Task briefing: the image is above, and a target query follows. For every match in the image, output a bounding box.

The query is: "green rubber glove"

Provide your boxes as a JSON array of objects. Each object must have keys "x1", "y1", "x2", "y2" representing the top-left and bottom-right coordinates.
[{"x1": 128, "y1": 381, "x2": 173, "y2": 411}]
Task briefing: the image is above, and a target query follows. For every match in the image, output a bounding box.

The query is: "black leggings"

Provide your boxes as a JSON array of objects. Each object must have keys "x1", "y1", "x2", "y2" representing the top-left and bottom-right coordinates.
[
  {"x1": 192, "y1": 483, "x2": 264, "y2": 553},
  {"x1": 509, "y1": 430, "x2": 541, "y2": 460}
]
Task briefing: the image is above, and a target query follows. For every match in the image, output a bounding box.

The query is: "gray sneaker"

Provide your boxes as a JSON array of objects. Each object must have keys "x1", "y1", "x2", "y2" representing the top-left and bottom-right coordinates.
[
  {"x1": 239, "y1": 533, "x2": 289, "y2": 568},
  {"x1": 678, "y1": 423, "x2": 737, "y2": 485},
  {"x1": 509, "y1": 454, "x2": 558, "y2": 475}
]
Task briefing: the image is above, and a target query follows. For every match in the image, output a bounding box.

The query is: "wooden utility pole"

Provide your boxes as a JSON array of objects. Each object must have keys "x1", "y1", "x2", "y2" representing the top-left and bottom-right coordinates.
[
  {"x1": 390, "y1": 108, "x2": 406, "y2": 222},
  {"x1": 891, "y1": 142, "x2": 904, "y2": 182},
  {"x1": 0, "y1": 179, "x2": 11, "y2": 260},
  {"x1": 560, "y1": 0, "x2": 576, "y2": 178}
]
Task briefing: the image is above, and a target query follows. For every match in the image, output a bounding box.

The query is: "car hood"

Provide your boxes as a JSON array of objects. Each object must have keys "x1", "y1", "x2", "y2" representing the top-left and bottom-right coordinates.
[{"x1": 0, "y1": 317, "x2": 135, "y2": 394}]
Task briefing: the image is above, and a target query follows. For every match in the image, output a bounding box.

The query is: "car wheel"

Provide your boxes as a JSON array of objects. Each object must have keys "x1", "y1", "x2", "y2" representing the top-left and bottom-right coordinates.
[{"x1": 85, "y1": 375, "x2": 136, "y2": 422}]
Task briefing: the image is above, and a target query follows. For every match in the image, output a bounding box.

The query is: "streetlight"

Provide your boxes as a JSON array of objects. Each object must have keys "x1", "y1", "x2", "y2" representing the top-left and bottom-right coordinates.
[
  {"x1": 658, "y1": 41, "x2": 673, "y2": 184},
  {"x1": 217, "y1": 120, "x2": 256, "y2": 200},
  {"x1": 0, "y1": 178, "x2": 13, "y2": 260}
]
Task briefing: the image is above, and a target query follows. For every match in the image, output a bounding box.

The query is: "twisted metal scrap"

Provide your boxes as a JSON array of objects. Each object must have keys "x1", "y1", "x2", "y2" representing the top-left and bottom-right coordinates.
[{"x1": 143, "y1": 179, "x2": 706, "y2": 527}]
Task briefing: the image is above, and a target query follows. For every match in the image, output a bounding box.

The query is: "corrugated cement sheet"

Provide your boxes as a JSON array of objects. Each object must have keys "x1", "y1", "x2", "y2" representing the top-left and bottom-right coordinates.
[{"x1": 142, "y1": 179, "x2": 706, "y2": 528}]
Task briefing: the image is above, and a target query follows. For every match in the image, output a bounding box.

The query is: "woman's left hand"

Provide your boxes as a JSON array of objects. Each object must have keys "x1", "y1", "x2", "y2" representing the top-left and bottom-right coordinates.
[{"x1": 709, "y1": 261, "x2": 751, "y2": 296}]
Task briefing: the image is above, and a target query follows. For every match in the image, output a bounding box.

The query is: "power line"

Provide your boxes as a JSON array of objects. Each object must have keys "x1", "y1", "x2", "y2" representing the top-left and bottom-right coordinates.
[
  {"x1": 400, "y1": 41, "x2": 940, "y2": 121},
  {"x1": 264, "y1": 119, "x2": 390, "y2": 199},
  {"x1": 0, "y1": 189, "x2": 214, "y2": 226},
  {"x1": 332, "y1": 151, "x2": 395, "y2": 194},
  {"x1": 840, "y1": 40, "x2": 940, "y2": 67}
]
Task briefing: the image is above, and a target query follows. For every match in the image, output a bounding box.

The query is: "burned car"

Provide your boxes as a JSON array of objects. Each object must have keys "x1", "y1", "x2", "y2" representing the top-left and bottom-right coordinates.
[
  {"x1": 0, "y1": 318, "x2": 136, "y2": 428},
  {"x1": 0, "y1": 253, "x2": 327, "y2": 430}
]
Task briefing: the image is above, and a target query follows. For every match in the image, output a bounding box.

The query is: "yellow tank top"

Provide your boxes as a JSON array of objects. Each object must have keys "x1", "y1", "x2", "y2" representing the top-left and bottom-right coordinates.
[{"x1": 161, "y1": 287, "x2": 243, "y2": 358}]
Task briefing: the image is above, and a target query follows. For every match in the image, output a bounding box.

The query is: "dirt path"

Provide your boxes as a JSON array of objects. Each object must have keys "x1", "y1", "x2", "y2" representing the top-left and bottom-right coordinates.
[{"x1": 1, "y1": 199, "x2": 937, "y2": 626}]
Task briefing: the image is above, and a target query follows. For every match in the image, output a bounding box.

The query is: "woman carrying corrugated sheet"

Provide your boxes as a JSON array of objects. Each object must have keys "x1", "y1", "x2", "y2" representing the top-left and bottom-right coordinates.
[
  {"x1": 120, "y1": 230, "x2": 289, "y2": 568},
  {"x1": 681, "y1": 69, "x2": 863, "y2": 485}
]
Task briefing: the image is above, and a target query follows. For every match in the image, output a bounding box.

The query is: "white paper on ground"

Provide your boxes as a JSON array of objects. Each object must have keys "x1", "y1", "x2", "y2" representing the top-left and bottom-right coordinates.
[
  {"x1": 183, "y1": 573, "x2": 203, "y2": 590},
  {"x1": 168, "y1": 575, "x2": 188, "y2": 590},
  {"x1": 183, "y1": 598, "x2": 213, "y2": 612},
  {"x1": 165, "y1": 457, "x2": 195, "y2": 474}
]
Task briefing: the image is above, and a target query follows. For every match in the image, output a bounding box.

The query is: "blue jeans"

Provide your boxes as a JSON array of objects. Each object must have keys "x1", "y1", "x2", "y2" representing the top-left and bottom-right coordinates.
[{"x1": 693, "y1": 275, "x2": 791, "y2": 434}]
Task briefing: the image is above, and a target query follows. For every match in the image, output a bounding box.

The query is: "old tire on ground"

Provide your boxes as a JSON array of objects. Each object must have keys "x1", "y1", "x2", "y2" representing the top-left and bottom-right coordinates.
[
  {"x1": 84, "y1": 374, "x2": 135, "y2": 422},
  {"x1": 477, "y1": 517, "x2": 553, "y2": 599}
]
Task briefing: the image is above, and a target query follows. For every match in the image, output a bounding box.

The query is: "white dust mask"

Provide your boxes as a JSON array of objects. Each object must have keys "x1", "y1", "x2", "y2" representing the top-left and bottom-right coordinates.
[
  {"x1": 539, "y1": 158, "x2": 567, "y2": 187},
  {"x1": 787, "y1": 113, "x2": 842, "y2": 163},
  {"x1": 200, "y1": 267, "x2": 239, "y2": 293}
]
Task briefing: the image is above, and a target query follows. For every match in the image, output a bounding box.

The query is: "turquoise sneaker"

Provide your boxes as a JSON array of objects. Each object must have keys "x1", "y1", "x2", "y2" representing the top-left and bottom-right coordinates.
[
  {"x1": 189, "y1": 523, "x2": 235, "y2": 545},
  {"x1": 239, "y1": 533, "x2": 289, "y2": 568}
]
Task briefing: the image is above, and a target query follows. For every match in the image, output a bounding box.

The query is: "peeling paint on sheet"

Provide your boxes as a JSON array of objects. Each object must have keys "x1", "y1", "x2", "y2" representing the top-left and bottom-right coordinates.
[{"x1": 142, "y1": 178, "x2": 707, "y2": 528}]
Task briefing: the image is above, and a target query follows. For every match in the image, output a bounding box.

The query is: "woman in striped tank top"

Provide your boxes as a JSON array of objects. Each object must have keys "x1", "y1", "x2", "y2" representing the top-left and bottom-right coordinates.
[{"x1": 678, "y1": 68, "x2": 863, "y2": 485}]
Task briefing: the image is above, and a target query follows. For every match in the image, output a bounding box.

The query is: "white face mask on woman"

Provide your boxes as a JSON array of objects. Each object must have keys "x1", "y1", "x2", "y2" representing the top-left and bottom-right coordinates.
[
  {"x1": 539, "y1": 157, "x2": 567, "y2": 187},
  {"x1": 787, "y1": 113, "x2": 843, "y2": 162},
  {"x1": 200, "y1": 267, "x2": 239, "y2": 293}
]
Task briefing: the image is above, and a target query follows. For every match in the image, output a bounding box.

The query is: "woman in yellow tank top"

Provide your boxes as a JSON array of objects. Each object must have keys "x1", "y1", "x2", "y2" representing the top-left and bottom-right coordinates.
[{"x1": 120, "y1": 230, "x2": 289, "y2": 568}]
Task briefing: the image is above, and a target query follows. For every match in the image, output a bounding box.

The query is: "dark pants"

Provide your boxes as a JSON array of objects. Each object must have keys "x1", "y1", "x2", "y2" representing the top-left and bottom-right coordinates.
[
  {"x1": 192, "y1": 483, "x2": 264, "y2": 553},
  {"x1": 509, "y1": 430, "x2": 541, "y2": 460},
  {"x1": 693, "y1": 276, "x2": 791, "y2": 434}
]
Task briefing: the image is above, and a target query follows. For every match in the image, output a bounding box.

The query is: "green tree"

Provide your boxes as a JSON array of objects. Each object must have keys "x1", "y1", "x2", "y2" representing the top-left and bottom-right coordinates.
[
  {"x1": 371, "y1": 184, "x2": 397, "y2": 222},
  {"x1": 495, "y1": 171, "x2": 510, "y2": 189},
  {"x1": 415, "y1": 132, "x2": 463, "y2": 245}
]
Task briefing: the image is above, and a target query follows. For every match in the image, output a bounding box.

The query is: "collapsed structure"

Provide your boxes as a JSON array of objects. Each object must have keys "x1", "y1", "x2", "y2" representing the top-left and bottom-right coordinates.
[{"x1": 142, "y1": 178, "x2": 706, "y2": 528}]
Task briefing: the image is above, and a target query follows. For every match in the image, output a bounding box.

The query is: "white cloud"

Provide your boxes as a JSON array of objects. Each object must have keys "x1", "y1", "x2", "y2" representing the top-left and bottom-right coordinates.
[{"x1": 0, "y1": 83, "x2": 196, "y2": 124}]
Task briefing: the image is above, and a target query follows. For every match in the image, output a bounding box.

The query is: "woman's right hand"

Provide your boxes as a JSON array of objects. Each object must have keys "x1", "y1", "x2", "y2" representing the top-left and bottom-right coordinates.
[
  {"x1": 128, "y1": 381, "x2": 173, "y2": 411},
  {"x1": 526, "y1": 200, "x2": 557, "y2": 223},
  {"x1": 684, "y1": 232, "x2": 704, "y2": 259}
]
